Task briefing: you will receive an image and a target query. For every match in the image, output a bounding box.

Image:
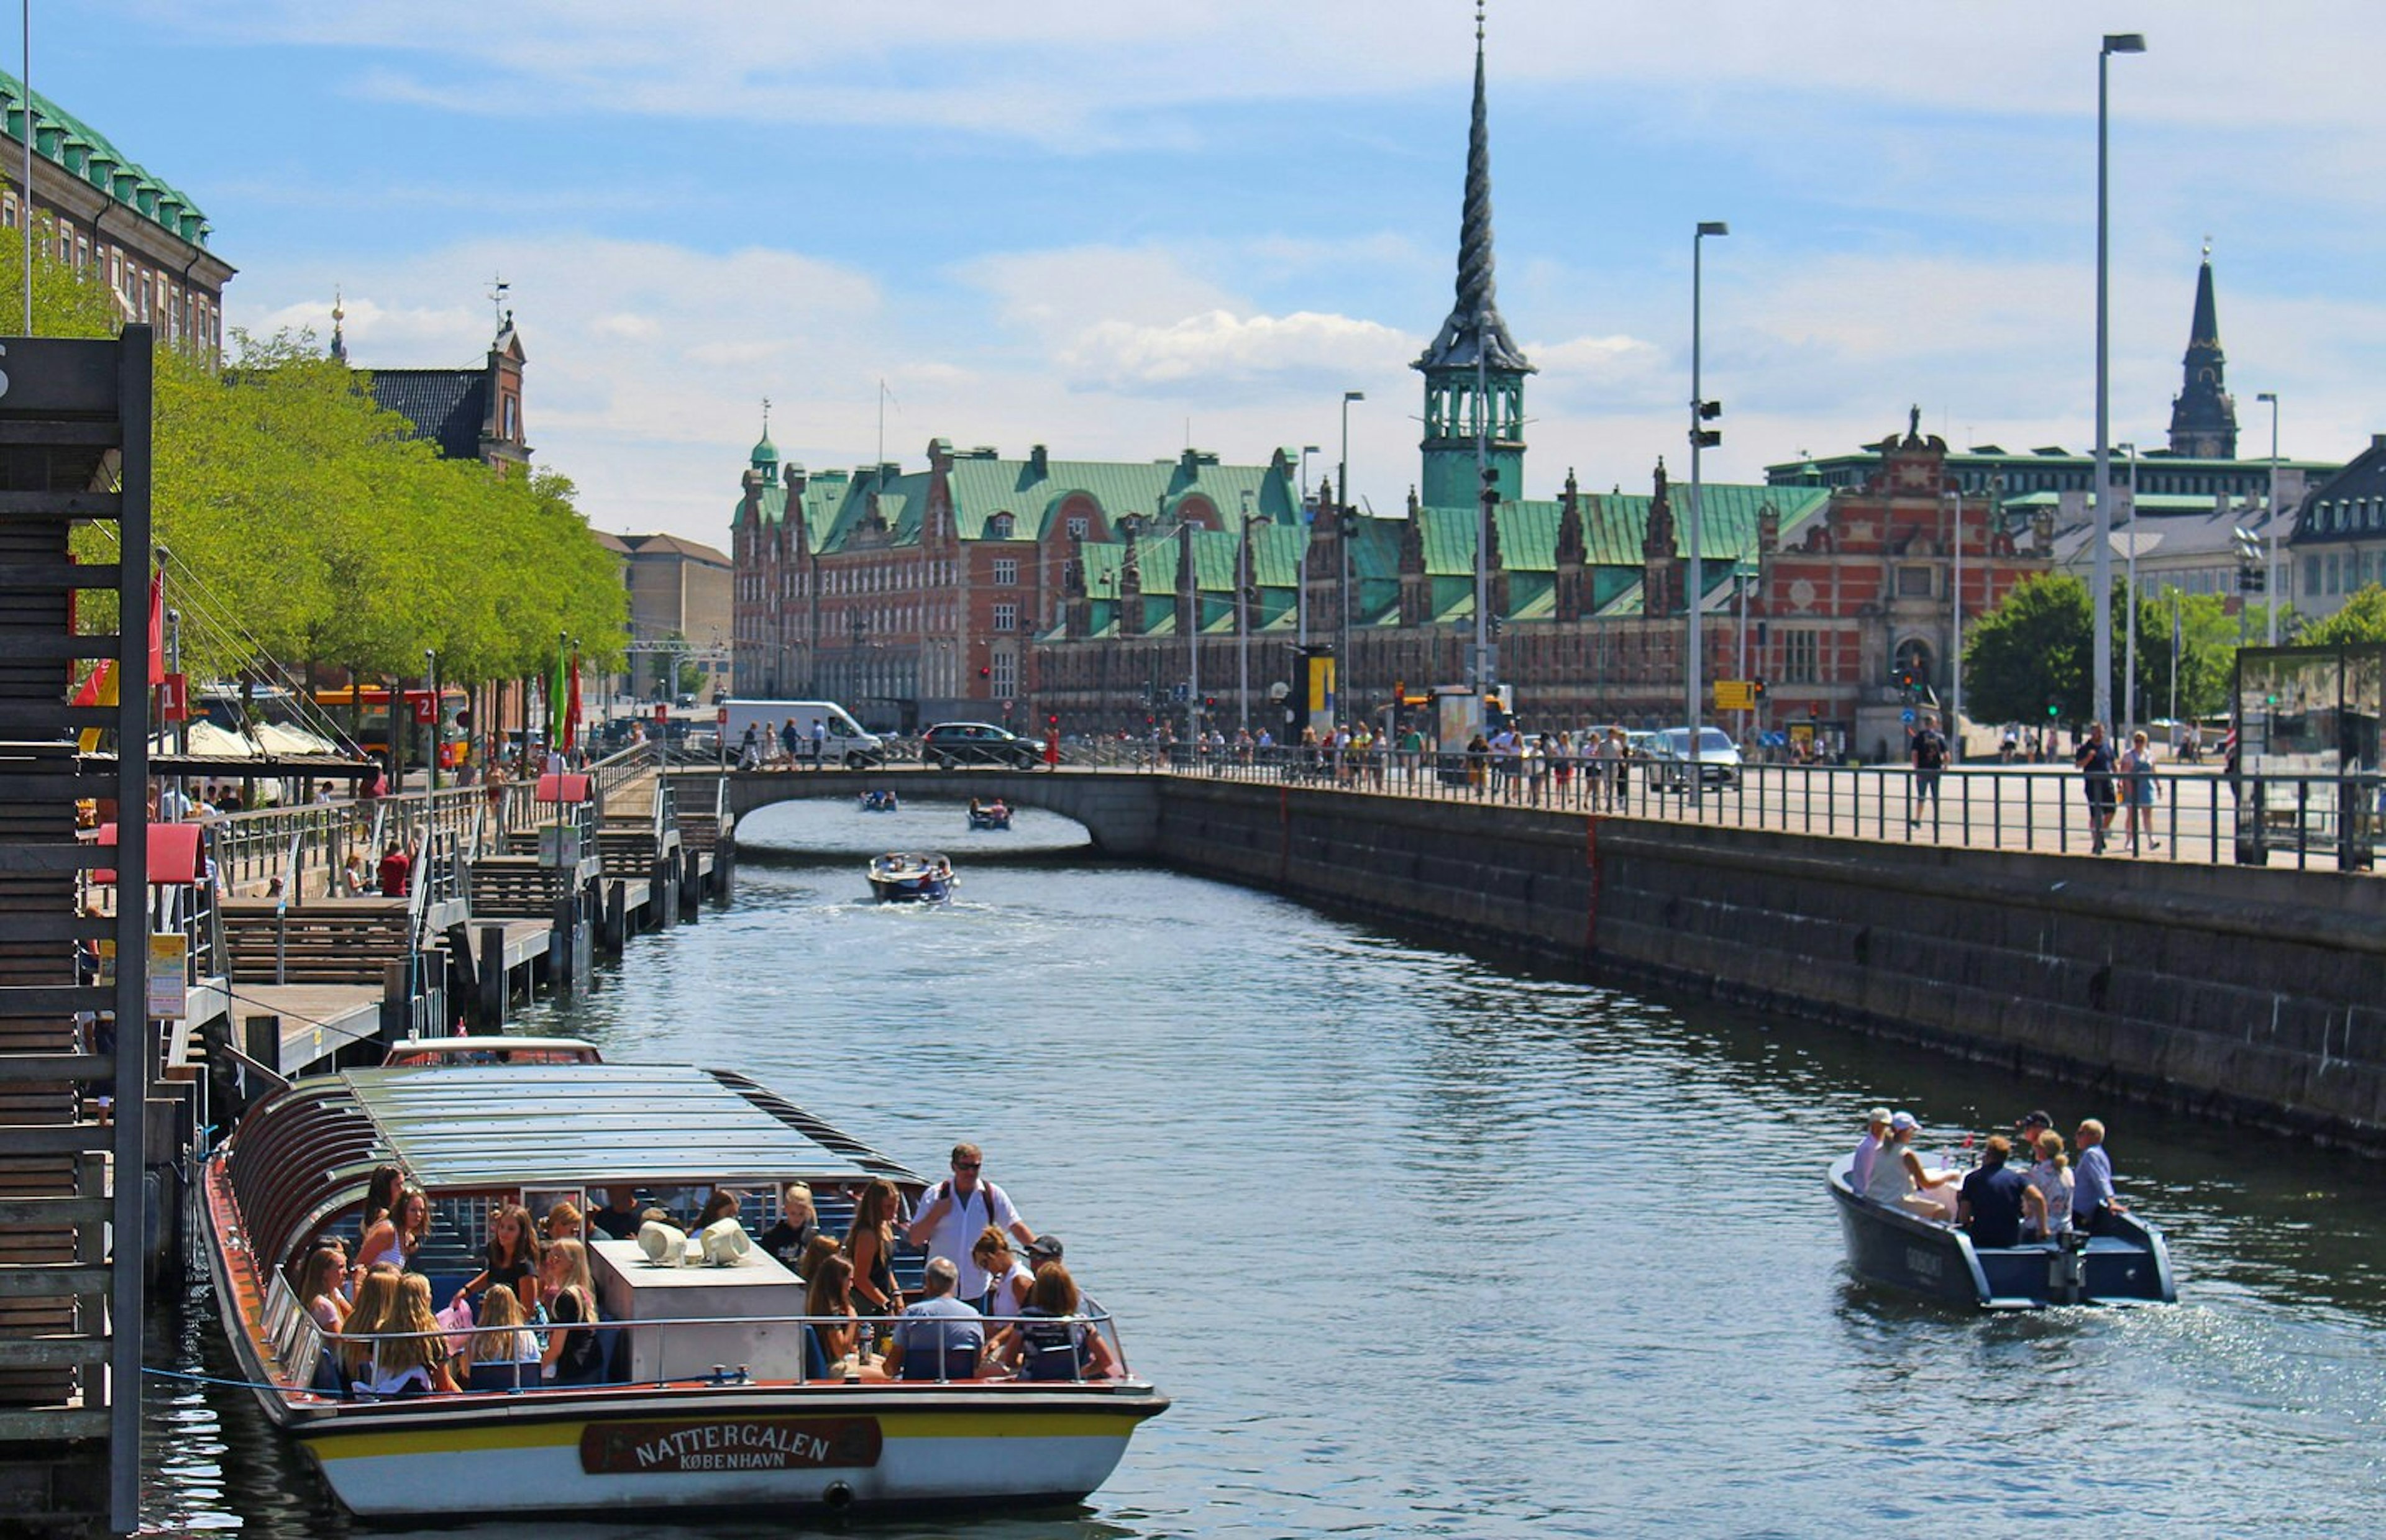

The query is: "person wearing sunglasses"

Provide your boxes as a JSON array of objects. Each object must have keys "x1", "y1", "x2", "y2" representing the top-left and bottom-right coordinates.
[{"x1": 907, "y1": 1143, "x2": 1035, "y2": 1309}]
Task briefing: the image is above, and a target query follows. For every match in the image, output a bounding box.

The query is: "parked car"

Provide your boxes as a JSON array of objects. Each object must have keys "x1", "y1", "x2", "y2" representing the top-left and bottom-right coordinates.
[
  {"x1": 920, "y1": 721, "x2": 1046, "y2": 769},
  {"x1": 1647, "y1": 726, "x2": 1744, "y2": 787}
]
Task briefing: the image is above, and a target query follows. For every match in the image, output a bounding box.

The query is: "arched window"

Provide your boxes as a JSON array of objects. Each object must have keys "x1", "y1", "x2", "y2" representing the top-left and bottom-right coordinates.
[{"x1": 987, "y1": 512, "x2": 1017, "y2": 540}]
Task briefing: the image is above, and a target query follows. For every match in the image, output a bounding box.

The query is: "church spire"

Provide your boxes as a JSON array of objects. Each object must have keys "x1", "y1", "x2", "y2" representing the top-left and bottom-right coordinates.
[
  {"x1": 329, "y1": 287, "x2": 348, "y2": 363},
  {"x1": 1415, "y1": 1, "x2": 1530, "y2": 377},
  {"x1": 2166, "y1": 242, "x2": 2238, "y2": 458},
  {"x1": 1412, "y1": 2, "x2": 1532, "y2": 511}
]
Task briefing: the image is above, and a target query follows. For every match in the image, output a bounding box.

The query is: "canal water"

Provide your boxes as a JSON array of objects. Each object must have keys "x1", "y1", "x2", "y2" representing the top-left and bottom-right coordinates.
[{"x1": 145, "y1": 800, "x2": 2386, "y2": 1536}]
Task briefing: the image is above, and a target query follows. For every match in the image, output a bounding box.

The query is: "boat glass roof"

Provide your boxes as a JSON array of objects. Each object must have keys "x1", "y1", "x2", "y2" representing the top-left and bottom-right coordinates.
[{"x1": 337, "y1": 1063, "x2": 889, "y2": 1190}]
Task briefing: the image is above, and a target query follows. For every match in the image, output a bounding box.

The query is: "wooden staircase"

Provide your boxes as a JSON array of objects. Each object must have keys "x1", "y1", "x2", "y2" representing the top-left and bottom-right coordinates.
[{"x1": 467, "y1": 857, "x2": 576, "y2": 918}]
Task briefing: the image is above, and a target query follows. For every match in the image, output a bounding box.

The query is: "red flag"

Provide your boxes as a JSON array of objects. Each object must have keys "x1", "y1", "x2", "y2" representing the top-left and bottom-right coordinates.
[
  {"x1": 565, "y1": 652, "x2": 583, "y2": 751},
  {"x1": 147, "y1": 573, "x2": 166, "y2": 685}
]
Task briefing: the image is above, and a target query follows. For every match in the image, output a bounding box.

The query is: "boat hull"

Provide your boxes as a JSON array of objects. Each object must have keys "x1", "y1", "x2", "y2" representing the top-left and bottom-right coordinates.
[
  {"x1": 867, "y1": 875, "x2": 950, "y2": 901},
  {"x1": 1828, "y1": 1157, "x2": 2174, "y2": 1308},
  {"x1": 290, "y1": 1389, "x2": 1165, "y2": 1518}
]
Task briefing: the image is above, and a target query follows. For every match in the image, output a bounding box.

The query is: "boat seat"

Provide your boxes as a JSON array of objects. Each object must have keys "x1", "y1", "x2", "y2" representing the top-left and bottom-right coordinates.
[
  {"x1": 467, "y1": 1361, "x2": 544, "y2": 1394},
  {"x1": 898, "y1": 1344, "x2": 979, "y2": 1382}
]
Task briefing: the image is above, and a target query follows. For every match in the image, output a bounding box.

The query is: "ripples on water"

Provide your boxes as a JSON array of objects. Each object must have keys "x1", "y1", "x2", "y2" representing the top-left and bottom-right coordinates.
[{"x1": 148, "y1": 800, "x2": 2386, "y2": 1536}]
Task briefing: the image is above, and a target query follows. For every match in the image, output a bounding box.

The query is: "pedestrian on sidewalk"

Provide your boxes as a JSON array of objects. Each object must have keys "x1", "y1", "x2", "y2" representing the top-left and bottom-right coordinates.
[
  {"x1": 1908, "y1": 713, "x2": 1947, "y2": 829},
  {"x1": 2075, "y1": 722, "x2": 2117, "y2": 854},
  {"x1": 2119, "y1": 729, "x2": 2160, "y2": 855}
]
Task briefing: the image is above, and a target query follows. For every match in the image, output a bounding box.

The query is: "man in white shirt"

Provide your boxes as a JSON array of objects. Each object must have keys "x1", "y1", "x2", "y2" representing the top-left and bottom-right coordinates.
[{"x1": 905, "y1": 1142, "x2": 1035, "y2": 1305}]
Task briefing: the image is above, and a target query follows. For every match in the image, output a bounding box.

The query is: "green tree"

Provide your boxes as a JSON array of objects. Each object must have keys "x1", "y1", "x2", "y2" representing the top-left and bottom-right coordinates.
[
  {"x1": 1963, "y1": 573, "x2": 2173, "y2": 727},
  {"x1": 2300, "y1": 584, "x2": 2386, "y2": 647}
]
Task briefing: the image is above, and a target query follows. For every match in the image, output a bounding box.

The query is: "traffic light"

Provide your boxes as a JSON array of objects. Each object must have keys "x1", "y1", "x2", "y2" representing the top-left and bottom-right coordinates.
[
  {"x1": 1203, "y1": 696, "x2": 1216, "y2": 709},
  {"x1": 978, "y1": 666, "x2": 991, "y2": 680},
  {"x1": 1752, "y1": 678, "x2": 1768, "y2": 699},
  {"x1": 1048, "y1": 714, "x2": 1059, "y2": 728},
  {"x1": 2045, "y1": 698, "x2": 2059, "y2": 719},
  {"x1": 1692, "y1": 399, "x2": 1722, "y2": 449}
]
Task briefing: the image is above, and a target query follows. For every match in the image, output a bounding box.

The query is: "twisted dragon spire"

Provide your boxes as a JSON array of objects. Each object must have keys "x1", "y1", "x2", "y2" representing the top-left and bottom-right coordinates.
[{"x1": 1416, "y1": 1, "x2": 1532, "y2": 375}]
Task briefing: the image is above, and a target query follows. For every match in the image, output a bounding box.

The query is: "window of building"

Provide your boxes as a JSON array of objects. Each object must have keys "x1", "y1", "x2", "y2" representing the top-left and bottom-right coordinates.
[
  {"x1": 2305, "y1": 555, "x2": 2322, "y2": 596},
  {"x1": 992, "y1": 558, "x2": 1017, "y2": 586},
  {"x1": 990, "y1": 650, "x2": 1018, "y2": 698},
  {"x1": 987, "y1": 513, "x2": 1016, "y2": 539},
  {"x1": 1066, "y1": 517, "x2": 1089, "y2": 540},
  {"x1": 1896, "y1": 565, "x2": 1933, "y2": 598},
  {"x1": 504, "y1": 396, "x2": 519, "y2": 439},
  {"x1": 1783, "y1": 630, "x2": 1819, "y2": 684},
  {"x1": 992, "y1": 603, "x2": 1017, "y2": 632},
  {"x1": 2326, "y1": 553, "x2": 2342, "y2": 595}
]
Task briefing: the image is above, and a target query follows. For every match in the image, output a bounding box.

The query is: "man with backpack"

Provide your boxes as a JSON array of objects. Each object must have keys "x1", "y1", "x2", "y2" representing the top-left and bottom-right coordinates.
[{"x1": 1908, "y1": 713, "x2": 1949, "y2": 827}]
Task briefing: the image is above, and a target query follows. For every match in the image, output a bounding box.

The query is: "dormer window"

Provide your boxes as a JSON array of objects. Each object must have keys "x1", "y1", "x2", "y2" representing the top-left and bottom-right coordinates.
[{"x1": 987, "y1": 513, "x2": 1017, "y2": 540}]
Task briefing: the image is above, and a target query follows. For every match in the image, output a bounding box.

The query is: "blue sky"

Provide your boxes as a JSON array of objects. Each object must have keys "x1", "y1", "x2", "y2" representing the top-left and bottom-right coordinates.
[{"x1": 50, "y1": 1, "x2": 2386, "y2": 547}]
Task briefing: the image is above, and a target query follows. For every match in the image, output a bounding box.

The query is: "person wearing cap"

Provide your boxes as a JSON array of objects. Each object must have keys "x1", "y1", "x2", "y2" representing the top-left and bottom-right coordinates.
[
  {"x1": 906, "y1": 1143, "x2": 1035, "y2": 1306},
  {"x1": 1849, "y1": 1108, "x2": 1894, "y2": 1196},
  {"x1": 1023, "y1": 1234, "x2": 1110, "y2": 1324},
  {"x1": 1863, "y1": 1112, "x2": 1962, "y2": 1220}
]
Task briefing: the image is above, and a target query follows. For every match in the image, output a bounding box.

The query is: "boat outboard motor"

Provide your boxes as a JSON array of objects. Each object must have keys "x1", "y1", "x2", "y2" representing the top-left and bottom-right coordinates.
[{"x1": 2049, "y1": 1228, "x2": 2090, "y2": 1305}]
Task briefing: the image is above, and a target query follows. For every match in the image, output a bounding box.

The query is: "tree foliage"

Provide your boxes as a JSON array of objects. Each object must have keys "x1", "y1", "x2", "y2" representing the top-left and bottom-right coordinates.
[
  {"x1": 1962, "y1": 573, "x2": 2187, "y2": 727},
  {"x1": 2298, "y1": 584, "x2": 2386, "y2": 647}
]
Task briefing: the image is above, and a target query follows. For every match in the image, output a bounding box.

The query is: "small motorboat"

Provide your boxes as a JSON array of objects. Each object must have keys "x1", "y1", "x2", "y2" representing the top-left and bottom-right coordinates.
[
  {"x1": 966, "y1": 802, "x2": 1012, "y2": 831},
  {"x1": 867, "y1": 851, "x2": 954, "y2": 902},
  {"x1": 1827, "y1": 1155, "x2": 2175, "y2": 1309},
  {"x1": 858, "y1": 789, "x2": 900, "y2": 813}
]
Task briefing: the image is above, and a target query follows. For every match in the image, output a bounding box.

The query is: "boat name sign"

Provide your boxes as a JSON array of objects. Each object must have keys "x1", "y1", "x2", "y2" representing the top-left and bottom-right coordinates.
[{"x1": 581, "y1": 1417, "x2": 884, "y2": 1474}]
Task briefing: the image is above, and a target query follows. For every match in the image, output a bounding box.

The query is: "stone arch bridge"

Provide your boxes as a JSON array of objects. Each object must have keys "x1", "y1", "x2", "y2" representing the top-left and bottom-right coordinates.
[{"x1": 677, "y1": 766, "x2": 1163, "y2": 855}]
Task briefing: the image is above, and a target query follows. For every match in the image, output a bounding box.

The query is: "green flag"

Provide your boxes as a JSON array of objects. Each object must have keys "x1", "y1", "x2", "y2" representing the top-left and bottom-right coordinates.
[{"x1": 549, "y1": 646, "x2": 569, "y2": 749}]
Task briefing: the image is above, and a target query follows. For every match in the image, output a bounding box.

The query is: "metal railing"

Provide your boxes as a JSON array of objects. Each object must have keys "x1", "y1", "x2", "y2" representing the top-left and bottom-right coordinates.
[
  {"x1": 263, "y1": 1297, "x2": 1131, "y2": 1400},
  {"x1": 1140, "y1": 747, "x2": 2383, "y2": 872}
]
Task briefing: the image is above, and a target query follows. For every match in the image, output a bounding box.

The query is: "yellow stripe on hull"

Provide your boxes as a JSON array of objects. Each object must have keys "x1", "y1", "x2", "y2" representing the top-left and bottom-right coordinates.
[{"x1": 311, "y1": 1407, "x2": 1150, "y2": 1464}]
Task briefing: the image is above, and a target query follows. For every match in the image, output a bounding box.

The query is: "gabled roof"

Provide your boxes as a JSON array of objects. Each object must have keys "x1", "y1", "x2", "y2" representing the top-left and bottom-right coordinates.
[{"x1": 367, "y1": 368, "x2": 487, "y2": 462}]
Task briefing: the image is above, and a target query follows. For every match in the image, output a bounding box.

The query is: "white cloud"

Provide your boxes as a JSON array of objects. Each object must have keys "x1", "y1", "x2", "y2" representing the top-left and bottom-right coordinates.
[{"x1": 1063, "y1": 309, "x2": 1416, "y2": 394}]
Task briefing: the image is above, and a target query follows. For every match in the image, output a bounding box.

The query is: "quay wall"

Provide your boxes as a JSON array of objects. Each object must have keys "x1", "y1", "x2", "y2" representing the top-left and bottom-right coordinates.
[{"x1": 1148, "y1": 778, "x2": 2386, "y2": 1153}]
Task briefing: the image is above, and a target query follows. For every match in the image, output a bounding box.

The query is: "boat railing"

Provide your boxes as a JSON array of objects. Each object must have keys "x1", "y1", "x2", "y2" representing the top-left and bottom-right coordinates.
[{"x1": 273, "y1": 1306, "x2": 1133, "y2": 1400}]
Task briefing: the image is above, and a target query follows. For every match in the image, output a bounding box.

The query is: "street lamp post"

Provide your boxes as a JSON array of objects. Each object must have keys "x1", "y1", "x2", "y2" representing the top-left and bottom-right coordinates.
[
  {"x1": 1338, "y1": 391, "x2": 1363, "y2": 724},
  {"x1": 1947, "y1": 484, "x2": 1964, "y2": 760},
  {"x1": 2118, "y1": 442, "x2": 2139, "y2": 737},
  {"x1": 1688, "y1": 221, "x2": 1728, "y2": 776},
  {"x1": 2257, "y1": 390, "x2": 2280, "y2": 642},
  {"x1": 424, "y1": 648, "x2": 440, "y2": 792},
  {"x1": 1297, "y1": 444, "x2": 1322, "y2": 504},
  {"x1": 2093, "y1": 31, "x2": 2146, "y2": 732},
  {"x1": 1238, "y1": 491, "x2": 1256, "y2": 732}
]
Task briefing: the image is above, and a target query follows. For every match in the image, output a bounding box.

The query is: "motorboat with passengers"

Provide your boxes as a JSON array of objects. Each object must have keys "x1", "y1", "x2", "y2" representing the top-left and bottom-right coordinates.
[
  {"x1": 966, "y1": 800, "x2": 1012, "y2": 832},
  {"x1": 1827, "y1": 1154, "x2": 2174, "y2": 1309},
  {"x1": 200, "y1": 1060, "x2": 1167, "y2": 1519},
  {"x1": 857, "y1": 788, "x2": 900, "y2": 813},
  {"x1": 866, "y1": 851, "x2": 953, "y2": 902}
]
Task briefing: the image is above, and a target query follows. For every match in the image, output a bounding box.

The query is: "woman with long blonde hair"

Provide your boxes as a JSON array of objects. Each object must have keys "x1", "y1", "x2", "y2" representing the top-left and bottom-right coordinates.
[
  {"x1": 362, "y1": 1273, "x2": 459, "y2": 1396},
  {"x1": 336, "y1": 1266, "x2": 402, "y2": 1387},
  {"x1": 462, "y1": 1285, "x2": 541, "y2": 1390},
  {"x1": 539, "y1": 1238, "x2": 608, "y2": 1385}
]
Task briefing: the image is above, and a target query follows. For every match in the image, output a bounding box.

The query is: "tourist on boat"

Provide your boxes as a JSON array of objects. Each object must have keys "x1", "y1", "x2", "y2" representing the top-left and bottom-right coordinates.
[
  {"x1": 846, "y1": 1178, "x2": 907, "y2": 1319},
  {"x1": 360, "y1": 1274, "x2": 459, "y2": 1397},
  {"x1": 1849, "y1": 1107, "x2": 1893, "y2": 1196},
  {"x1": 988, "y1": 1262, "x2": 1118, "y2": 1382},
  {"x1": 884, "y1": 1257, "x2": 987, "y2": 1382},
  {"x1": 803, "y1": 1254, "x2": 885, "y2": 1380},
  {"x1": 795, "y1": 1233, "x2": 841, "y2": 1285},
  {"x1": 295, "y1": 1245, "x2": 351, "y2": 1333},
  {"x1": 357, "y1": 1187, "x2": 429, "y2": 1274},
  {"x1": 541, "y1": 1200, "x2": 583, "y2": 1244},
  {"x1": 695, "y1": 1188, "x2": 743, "y2": 1230},
  {"x1": 908, "y1": 1142, "x2": 1036, "y2": 1306},
  {"x1": 589, "y1": 1186, "x2": 644, "y2": 1241},
  {"x1": 758, "y1": 1183, "x2": 818, "y2": 1269},
  {"x1": 538, "y1": 1239, "x2": 609, "y2": 1387},
  {"x1": 971, "y1": 1225, "x2": 1033, "y2": 1319},
  {"x1": 1864, "y1": 1113, "x2": 1962, "y2": 1220},
  {"x1": 460, "y1": 1284, "x2": 542, "y2": 1392},
  {"x1": 360, "y1": 1166, "x2": 404, "y2": 1238},
  {"x1": 335, "y1": 1267, "x2": 403, "y2": 1392},
  {"x1": 2024, "y1": 1131, "x2": 2075, "y2": 1241},
  {"x1": 2072, "y1": 1119, "x2": 2127, "y2": 1235},
  {"x1": 1956, "y1": 1136, "x2": 2046, "y2": 1249},
  {"x1": 451, "y1": 1203, "x2": 543, "y2": 1318}
]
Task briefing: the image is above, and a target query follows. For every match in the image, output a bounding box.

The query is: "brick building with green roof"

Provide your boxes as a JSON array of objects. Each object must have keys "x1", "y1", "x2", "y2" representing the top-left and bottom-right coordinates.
[
  {"x1": 0, "y1": 68, "x2": 232, "y2": 353},
  {"x1": 734, "y1": 11, "x2": 2059, "y2": 749}
]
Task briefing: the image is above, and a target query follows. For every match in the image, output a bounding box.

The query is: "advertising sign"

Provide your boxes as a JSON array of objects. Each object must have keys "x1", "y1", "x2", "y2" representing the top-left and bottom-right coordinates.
[
  {"x1": 579, "y1": 1418, "x2": 882, "y2": 1475},
  {"x1": 147, "y1": 932, "x2": 187, "y2": 1019}
]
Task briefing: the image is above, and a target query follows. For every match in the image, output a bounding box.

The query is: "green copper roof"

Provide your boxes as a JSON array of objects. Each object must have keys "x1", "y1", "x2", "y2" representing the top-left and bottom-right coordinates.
[
  {"x1": 751, "y1": 429, "x2": 779, "y2": 467},
  {"x1": 0, "y1": 68, "x2": 211, "y2": 248}
]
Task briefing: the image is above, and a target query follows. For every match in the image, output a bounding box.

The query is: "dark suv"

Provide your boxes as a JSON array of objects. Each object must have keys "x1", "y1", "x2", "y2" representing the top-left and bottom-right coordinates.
[{"x1": 920, "y1": 722, "x2": 1045, "y2": 769}]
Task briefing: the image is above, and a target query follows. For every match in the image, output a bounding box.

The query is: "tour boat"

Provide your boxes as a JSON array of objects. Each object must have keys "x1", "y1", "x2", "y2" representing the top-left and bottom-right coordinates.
[
  {"x1": 1827, "y1": 1156, "x2": 2175, "y2": 1309},
  {"x1": 857, "y1": 789, "x2": 900, "y2": 813},
  {"x1": 380, "y1": 1035, "x2": 603, "y2": 1068},
  {"x1": 866, "y1": 852, "x2": 953, "y2": 902},
  {"x1": 199, "y1": 1061, "x2": 1168, "y2": 1519},
  {"x1": 966, "y1": 804, "x2": 1012, "y2": 831}
]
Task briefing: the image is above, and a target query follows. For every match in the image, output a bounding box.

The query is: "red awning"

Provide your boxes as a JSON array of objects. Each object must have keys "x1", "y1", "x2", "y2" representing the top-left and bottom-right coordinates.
[
  {"x1": 536, "y1": 773, "x2": 592, "y2": 804},
  {"x1": 92, "y1": 821, "x2": 205, "y2": 886}
]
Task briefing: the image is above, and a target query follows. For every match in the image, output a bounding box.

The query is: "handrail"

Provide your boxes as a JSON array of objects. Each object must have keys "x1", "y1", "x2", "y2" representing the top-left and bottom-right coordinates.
[{"x1": 278, "y1": 1305, "x2": 1133, "y2": 1398}]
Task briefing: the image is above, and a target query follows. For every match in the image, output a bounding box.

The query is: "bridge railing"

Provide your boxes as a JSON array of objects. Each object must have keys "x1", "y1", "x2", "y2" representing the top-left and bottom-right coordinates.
[{"x1": 1148, "y1": 746, "x2": 2384, "y2": 872}]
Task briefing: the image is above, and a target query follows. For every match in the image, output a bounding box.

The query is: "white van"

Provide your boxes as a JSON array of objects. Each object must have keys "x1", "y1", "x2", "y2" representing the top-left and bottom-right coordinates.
[{"x1": 718, "y1": 699, "x2": 887, "y2": 768}]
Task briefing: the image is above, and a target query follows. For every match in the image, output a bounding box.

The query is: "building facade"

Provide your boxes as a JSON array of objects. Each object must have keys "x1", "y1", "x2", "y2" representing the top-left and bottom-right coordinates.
[
  {"x1": 0, "y1": 68, "x2": 233, "y2": 352},
  {"x1": 606, "y1": 532, "x2": 733, "y2": 702},
  {"x1": 342, "y1": 306, "x2": 531, "y2": 474},
  {"x1": 2290, "y1": 434, "x2": 2386, "y2": 622}
]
